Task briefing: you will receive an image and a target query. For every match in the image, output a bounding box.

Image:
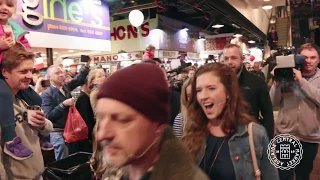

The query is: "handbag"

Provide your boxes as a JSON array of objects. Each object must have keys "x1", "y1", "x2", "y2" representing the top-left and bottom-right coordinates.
[
  {"x1": 63, "y1": 105, "x2": 88, "y2": 143},
  {"x1": 248, "y1": 122, "x2": 262, "y2": 180}
]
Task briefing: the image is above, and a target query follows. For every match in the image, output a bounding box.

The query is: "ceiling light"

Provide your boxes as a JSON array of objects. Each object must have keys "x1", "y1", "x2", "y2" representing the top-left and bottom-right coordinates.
[
  {"x1": 212, "y1": 24, "x2": 224, "y2": 28},
  {"x1": 263, "y1": 0, "x2": 270, "y2": 1},
  {"x1": 231, "y1": 23, "x2": 240, "y2": 29},
  {"x1": 54, "y1": 52, "x2": 58, "y2": 55},
  {"x1": 262, "y1": 5, "x2": 273, "y2": 10},
  {"x1": 53, "y1": 56, "x2": 56, "y2": 59},
  {"x1": 234, "y1": 34, "x2": 243, "y2": 38},
  {"x1": 182, "y1": 26, "x2": 189, "y2": 31},
  {"x1": 199, "y1": 35, "x2": 205, "y2": 40},
  {"x1": 68, "y1": 50, "x2": 74, "y2": 53},
  {"x1": 248, "y1": 40, "x2": 256, "y2": 44},
  {"x1": 41, "y1": 53, "x2": 46, "y2": 57}
]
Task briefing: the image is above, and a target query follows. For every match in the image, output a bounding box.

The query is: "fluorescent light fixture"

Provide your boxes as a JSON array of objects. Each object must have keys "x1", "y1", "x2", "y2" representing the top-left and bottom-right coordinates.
[
  {"x1": 248, "y1": 40, "x2": 256, "y2": 44},
  {"x1": 182, "y1": 25, "x2": 189, "y2": 31},
  {"x1": 212, "y1": 24, "x2": 224, "y2": 28},
  {"x1": 231, "y1": 23, "x2": 240, "y2": 29},
  {"x1": 263, "y1": 0, "x2": 270, "y2": 1},
  {"x1": 233, "y1": 34, "x2": 243, "y2": 38},
  {"x1": 54, "y1": 52, "x2": 58, "y2": 55},
  {"x1": 68, "y1": 50, "x2": 74, "y2": 53},
  {"x1": 199, "y1": 36, "x2": 205, "y2": 41},
  {"x1": 41, "y1": 53, "x2": 46, "y2": 57},
  {"x1": 262, "y1": 5, "x2": 273, "y2": 10}
]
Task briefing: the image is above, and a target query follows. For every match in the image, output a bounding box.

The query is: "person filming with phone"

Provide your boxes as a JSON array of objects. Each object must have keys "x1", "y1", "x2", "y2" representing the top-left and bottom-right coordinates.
[
  {"x1": 41, "y1": 56, "x2": 91, "y2": 161},
  {"x1": 32, "y1": 77, "x2": 50, "y2": 95},
  {"x1": 270, "y1": 43, "x2": 320, "y2": 180}
]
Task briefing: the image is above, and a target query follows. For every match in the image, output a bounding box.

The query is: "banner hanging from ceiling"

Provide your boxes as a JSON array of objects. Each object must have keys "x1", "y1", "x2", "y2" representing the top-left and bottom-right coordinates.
[{"x1": 12, "y1": 0, "x2": 111, "y2": 51}]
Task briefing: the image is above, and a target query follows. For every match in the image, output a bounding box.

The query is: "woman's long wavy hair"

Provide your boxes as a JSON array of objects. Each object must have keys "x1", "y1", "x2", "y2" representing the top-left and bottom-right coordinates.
[
  {"x1": 87, "y1": 68, "x2": 106, "y2": 90},
  {"x1": 182, "y1": 63, "x2": 255, "y2": 160}
]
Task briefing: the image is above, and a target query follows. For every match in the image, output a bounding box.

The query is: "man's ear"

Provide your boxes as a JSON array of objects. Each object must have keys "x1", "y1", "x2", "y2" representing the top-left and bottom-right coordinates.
[
  {"x1": 241, "y1": 55, "x2": 245, "y2": 63},
  {"x1": 155, "y1": 124, "x2": 167, "y2": 135},
  {"x1": 1, "y1": 68, "x2": 9, "y2": 79}
]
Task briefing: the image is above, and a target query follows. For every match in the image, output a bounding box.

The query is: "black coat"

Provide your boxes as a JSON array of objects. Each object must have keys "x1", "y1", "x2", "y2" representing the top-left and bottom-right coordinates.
[
  {"x1": 238, "y1": 67, "x2": 274, "y2": 140},
  {"x1": 170, "y1": 89, "x2": 181, "y2": 126},
  {"x1": 267, "y1": 32, "x2": 278, "y2": 44},
  {"x1": 75, "y1": 91, "x2": 95, "y2": 141},
  {"x1": 69, "y1": 91, "x2": 95, "y2": 154}
]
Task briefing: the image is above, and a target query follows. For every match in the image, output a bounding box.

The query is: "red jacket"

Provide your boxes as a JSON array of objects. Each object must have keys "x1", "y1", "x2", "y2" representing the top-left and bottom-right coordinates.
[{"x1": 142, "y1": 51, "x2": 154, "y2": 60}]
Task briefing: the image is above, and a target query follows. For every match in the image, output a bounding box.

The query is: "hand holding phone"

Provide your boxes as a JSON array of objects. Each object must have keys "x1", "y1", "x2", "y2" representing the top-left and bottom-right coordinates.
[
  {"x1": 81, "y1": 55, "x2": 90, "y2": 62},
  {"x1": 41, "y1": 80, "x2": 51, "y2": 87}
]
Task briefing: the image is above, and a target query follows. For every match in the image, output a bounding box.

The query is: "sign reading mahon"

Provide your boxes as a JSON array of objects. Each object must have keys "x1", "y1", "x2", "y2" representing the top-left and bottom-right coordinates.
[{"x1": 13, "y1": 0, "x2": 111, "y2": 51}]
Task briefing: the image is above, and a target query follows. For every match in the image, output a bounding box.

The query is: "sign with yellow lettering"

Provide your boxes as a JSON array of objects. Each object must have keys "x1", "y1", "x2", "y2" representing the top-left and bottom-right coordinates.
[{"x1": 13, "y1": 0, "x2": 111, "y2": 51}]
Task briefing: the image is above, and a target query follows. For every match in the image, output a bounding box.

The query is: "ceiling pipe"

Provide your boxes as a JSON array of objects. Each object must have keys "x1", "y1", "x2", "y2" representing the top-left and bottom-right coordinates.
[
  {"x1": 204, "y1": 2, "x2": 264, "y2": 40},
  {"x1": 177, "y1": 1, "x2": 211, "y2": 32},
  {"x1": 154, "y1": 0, "x2": 168, "y2": 12},
  {"x1": 113, "y1": 3, "x2": 157, "y2": 15}
]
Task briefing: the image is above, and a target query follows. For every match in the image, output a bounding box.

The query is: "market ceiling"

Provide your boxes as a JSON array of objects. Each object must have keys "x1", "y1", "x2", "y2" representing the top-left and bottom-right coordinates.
[
  {"x1": 104, "y1": 0, "x2": 266, "y2": 45},
  {"x1": 290, "y1": 0, "x2": 320, "y2": 19}
]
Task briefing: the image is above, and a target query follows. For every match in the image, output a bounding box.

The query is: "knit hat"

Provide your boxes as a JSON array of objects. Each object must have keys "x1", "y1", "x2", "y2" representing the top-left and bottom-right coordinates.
[{"x1": 97, "y1": 63, "x2": 170, "y2": 124}]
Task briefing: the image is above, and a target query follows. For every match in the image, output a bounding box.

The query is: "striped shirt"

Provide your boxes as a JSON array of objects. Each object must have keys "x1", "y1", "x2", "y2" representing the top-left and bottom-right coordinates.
[{"x1": 173, "y1": 113, "x2": 184, "y2": 139}]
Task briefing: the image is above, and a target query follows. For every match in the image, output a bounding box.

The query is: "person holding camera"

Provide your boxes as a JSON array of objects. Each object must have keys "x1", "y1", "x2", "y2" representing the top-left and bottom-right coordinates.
[{"x1": 270, "y1": 43, "x2": 320, "y2": 180}]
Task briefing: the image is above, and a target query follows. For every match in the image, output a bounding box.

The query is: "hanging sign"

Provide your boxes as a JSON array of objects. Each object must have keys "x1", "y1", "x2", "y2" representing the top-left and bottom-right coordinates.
[{"x1": 92, "y1": 52, "x2": 143, "y2": 62}]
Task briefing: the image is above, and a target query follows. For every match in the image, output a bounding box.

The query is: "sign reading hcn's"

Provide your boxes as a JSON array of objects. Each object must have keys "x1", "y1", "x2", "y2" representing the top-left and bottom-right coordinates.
[{"x1": 111, "y1": 22, "x2": 150, "y2": 41}]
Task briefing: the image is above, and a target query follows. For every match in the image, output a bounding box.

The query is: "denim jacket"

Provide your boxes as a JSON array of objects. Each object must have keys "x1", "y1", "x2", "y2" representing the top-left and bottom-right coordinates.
[{"x1": 196, "y1": 123, "x2": 279, "y2": 180}]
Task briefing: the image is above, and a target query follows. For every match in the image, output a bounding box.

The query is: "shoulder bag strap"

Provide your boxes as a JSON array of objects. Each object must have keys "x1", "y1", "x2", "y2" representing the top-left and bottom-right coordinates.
[{"x1": 248, "y1": 122, "x2": 261, "y2": 180}]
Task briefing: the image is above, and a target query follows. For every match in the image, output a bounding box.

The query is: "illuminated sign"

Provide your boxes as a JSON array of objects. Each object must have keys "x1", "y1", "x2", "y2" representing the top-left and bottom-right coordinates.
[{"x1": 13, "y1": 0, "x2": 111, "y2": 50}]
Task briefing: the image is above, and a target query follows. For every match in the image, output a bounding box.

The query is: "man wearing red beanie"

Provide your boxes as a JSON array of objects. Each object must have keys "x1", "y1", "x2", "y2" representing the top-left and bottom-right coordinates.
[{"x1": 93, "y1": 63, "x2": 208, "y2": 180}]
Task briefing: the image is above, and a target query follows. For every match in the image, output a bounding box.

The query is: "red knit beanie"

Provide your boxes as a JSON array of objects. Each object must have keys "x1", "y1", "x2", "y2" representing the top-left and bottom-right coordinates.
[{"x1": 97, "y1": 63, "x2": 170, "y2": 124}]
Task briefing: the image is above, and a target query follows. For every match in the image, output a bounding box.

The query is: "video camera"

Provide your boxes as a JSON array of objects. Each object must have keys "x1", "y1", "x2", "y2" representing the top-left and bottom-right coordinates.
[
  {"x1": 274, "y1": 54, "x2": 306, "y2": 82},
  {"x1": 167, "y1": 62, "x2": 192, "y2": 74}
]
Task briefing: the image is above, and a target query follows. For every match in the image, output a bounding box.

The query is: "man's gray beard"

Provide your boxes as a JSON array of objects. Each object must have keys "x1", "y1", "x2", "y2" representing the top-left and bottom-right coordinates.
[{"x1": 104, "y1": 152, "x2": 132, "y2": 170}]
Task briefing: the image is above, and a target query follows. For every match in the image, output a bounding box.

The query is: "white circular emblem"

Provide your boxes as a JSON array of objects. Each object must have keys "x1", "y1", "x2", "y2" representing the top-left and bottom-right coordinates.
[{"x1": 267, "y1": 134, "x2": 303, "y2": 170}]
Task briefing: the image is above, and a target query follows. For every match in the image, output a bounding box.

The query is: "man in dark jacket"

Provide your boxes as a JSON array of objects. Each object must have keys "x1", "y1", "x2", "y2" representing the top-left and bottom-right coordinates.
[
  {"x1": 41, "y1": 60, "x2": 91, "y2": 160},
  {"x1": 223, "y1": 44, "x2": 274, "y2": 140},
  {"x1": 267, "y1": 27, "x2": 279, "y2": 50}
]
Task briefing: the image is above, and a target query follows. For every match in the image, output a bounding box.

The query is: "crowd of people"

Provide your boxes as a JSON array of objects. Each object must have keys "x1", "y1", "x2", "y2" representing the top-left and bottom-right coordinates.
[{"x1": 0, "y1": 0, "x2": 319, "y2": 180}]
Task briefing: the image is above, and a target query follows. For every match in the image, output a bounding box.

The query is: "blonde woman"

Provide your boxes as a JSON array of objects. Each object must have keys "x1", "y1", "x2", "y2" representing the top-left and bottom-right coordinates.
[
  {"x1": 173, "y1": 78, "x2": 192, "y2": 138},
  {"x1": 87, "y1": 68, "x2": 106, "y2": 115}
]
